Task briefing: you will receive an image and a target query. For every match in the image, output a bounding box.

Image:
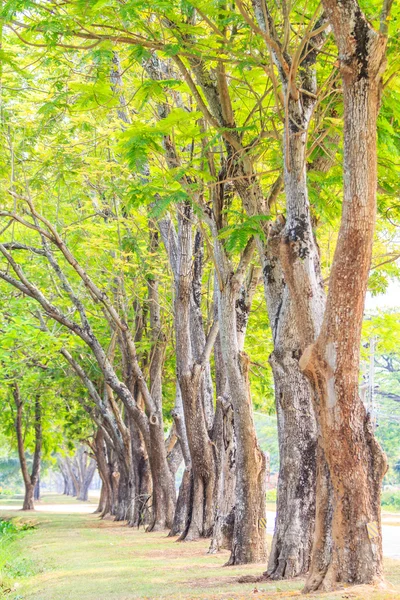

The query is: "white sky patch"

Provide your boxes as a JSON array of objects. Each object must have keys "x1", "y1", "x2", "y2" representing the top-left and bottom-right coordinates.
[{"x1": 366, "y1": 280, "x2": 400, "y2": 312}]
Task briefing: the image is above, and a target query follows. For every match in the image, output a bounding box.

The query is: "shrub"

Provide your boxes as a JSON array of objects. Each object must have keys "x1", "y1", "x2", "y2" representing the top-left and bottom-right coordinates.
[
  {"x1": 381, "y1": 489, "x2": 400, "y2": 511},
  {"x1": 266, "y1": 489, "x2": 277, "y2": 502}
]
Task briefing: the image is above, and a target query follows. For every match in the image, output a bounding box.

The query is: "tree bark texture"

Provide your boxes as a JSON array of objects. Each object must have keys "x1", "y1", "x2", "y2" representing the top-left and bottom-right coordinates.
[
  {"x1": 174, "y1": 205, "x2": 217, "y2": 541},
  {"x1": 301, "y1": 4, "x2": 388, "y2": 590}
]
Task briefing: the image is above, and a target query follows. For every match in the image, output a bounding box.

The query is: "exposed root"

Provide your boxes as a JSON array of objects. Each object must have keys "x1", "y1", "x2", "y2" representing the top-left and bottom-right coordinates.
[{"x1": 237, "y1": 574, "x2": 267, "y2": 584}]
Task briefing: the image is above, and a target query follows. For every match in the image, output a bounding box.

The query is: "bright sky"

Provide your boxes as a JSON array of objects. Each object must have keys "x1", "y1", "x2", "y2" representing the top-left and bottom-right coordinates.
[{"x1": 366, "y1": 280, "x2": 400, "y2": 312}]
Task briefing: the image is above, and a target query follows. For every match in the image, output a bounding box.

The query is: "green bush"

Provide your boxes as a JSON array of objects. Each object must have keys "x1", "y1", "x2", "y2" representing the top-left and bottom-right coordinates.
[
  {"x1": 381, "y1": 489, "x2": 400, "y2": 511},
  {"x1": 266, "y1": 489, "x2": 277, "y2": 502}
]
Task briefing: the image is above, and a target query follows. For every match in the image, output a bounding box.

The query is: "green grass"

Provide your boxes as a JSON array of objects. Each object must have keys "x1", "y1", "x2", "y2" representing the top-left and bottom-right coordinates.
[
  {"x1": 0, "y1": 493, "x2": 98, "y2": 506},
  {"x1": 0, "y1": 517, "x2": 39, "y2": 596},
  {"x1": 0, "y1": 510, "x2": 399, "y2": 600}
]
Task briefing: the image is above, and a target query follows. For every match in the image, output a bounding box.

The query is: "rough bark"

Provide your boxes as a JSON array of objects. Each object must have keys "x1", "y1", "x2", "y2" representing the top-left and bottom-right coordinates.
[
  {"x1": 261, "y1": 220, "x2": 320, "y2": 579},
  {"x1": 169, "y1": 383, "x2": 192, "y2": 536},
  {"x1": 93, "y1": 429, "x2": 113, "y2": 516},
  {"x1": 216, "y1": 267, "x2": 267, "y2": 565},
  {"x1": 174, "y1": 205, "x2": 218, "y2": 541},
  {"x1": 205, "y1": 180, "x2": 266, "y2": 564},
  {"x1": 210, "y1": 267, "x2": 261, "y2": 558},
  {"x1": 301, "y1": 3, "x2": 389, "y2": 590},
  {"x1": 189, "y1": 43, "x2": 322, "y2": 574},
  {"x1": 146, "y1": 224, "x2": 176, "y2": 531},
  {"x1": 208, "y1": 395, "x2": 236, "y2": 555}
]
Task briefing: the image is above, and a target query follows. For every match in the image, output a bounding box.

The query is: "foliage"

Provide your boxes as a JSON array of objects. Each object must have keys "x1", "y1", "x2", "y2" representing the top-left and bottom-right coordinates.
[
  {"x1": 381, "y1": 490, "x2": 400, "y2": 512},
  {"x1": 0, "y1": 0, "x2": 398, "y2": 500}
]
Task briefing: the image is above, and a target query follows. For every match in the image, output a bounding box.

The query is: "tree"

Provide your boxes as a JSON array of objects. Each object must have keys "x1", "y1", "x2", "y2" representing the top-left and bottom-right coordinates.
[
  {"x1": 299, "y1": 0, "x2": 392, "y2": 590},
  {"x1": 11, "y1": 383, "x2": 42, "y2": 510}
]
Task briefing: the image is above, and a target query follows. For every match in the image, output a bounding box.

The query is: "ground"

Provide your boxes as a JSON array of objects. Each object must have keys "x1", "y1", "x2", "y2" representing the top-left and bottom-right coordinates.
[{"x1": 0, "y1": 495, "x2": 400, "y2": 600}]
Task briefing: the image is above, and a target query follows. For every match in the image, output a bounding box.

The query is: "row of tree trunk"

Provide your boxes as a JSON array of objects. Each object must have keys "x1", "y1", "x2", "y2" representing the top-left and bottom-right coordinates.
[
  {"x1": 4, "y1": 0, "x2": 391, "y2": 591},
  {"x1": 58, "y1": 447, "x2": 97, "y2": 502}
]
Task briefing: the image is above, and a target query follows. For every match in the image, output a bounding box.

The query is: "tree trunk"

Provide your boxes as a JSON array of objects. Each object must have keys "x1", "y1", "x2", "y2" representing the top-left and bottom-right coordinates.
[
  {"x1": 130, "y1": 417, "x2": 152, "y2": 527},
  {"x1": 146, "y1": 231, "x2": 177, "y2": 531},
  {"x1": 34, "y1": 477, "x2": 40, "y2": 501},
  {"x1": 169, "y1": 383, "x2": 192, "y2": 536},
  {"x1": 300, "y1": 4, "x2": 388, "y2": 590},
  {"x1": 221, "y1": 347, "x2": 267, "y2": 565},
  {"x1": 93, "y1": 429, "x2": 112, "y2": 516},
  {"x1": 13, "y1": 384, "x2": 42, "y2": 512},
  {"x1": 214, "y1": 246, "x2": 267, "y2": 565},
  {"x1": 178, "y1": 372, "x2": 216, "y2": 540},
  {"x1": 267, "y1": 351, "x2": 317, "y2": 577},
  {"x1": 76, "y1": 458, "x2": 96, "y2": 502},
  {"x1": 23, "y1": 483, "x2": 35, "y2": 511},
  {"x1": 261, "y1": 223, "x2": 321, "y2": 578},
  {"x1": 209, "y1": 396, "x2": 236, "y2": 555},
  {"x1": 174, "y1": 206, "x2": 217, "y2": 541}
]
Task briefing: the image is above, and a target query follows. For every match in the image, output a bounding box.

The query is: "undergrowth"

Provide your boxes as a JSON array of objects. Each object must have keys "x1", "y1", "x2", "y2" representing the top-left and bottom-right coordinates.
[{"x1": 0, "y1": 517, "x2": 37, "y2": 596}]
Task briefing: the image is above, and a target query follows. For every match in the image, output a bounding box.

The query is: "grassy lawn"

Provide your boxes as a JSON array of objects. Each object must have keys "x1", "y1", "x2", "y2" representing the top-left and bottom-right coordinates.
[
  {"x1": 0, "y1": 510, "x2": 399, "y2": 600},
  {"x1": 0, "y1": 493, "x2": 98, "y2": 507}
]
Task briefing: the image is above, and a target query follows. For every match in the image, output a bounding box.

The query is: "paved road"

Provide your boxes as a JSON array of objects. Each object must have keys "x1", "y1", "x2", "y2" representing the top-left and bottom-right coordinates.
[{"x1": 266, "y1": 511, "x2": 400, "y2": 560}]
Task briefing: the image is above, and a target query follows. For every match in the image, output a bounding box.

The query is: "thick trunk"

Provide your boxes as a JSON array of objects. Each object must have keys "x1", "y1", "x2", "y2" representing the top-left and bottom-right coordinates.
[
  {"x1": 302, "y1": 43, "x2": 388, "y2": 590},
  {"x1": 261, "y1": 229, "x2": 320, "y2": 578},
  {"x1": 294, "y1": 5, "x2": 389, "y2": 589},
  {"x1": 266, "y1": 351, "x2": 317, "y2": 578}
]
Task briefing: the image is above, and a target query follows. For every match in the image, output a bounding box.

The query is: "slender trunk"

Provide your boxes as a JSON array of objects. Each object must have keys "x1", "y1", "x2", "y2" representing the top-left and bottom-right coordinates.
[
  {"x1": 34, "y1": 477, "x2": 40, "y2": 501},
  {"x1": 218, "y1": 284, "x2": 267, "y2": 564},
  {"x1": 210, "y1": 268, "x2": 260, "y2": 558},
  {"x1": 174, "y1": 207, "x2": 217, "y2": 541},
  {"x1": 211, "y1": 233, "x2": 266, "y2": 564},
  {"x1": 76, "y1": 459, "x2": 96, "y2": 501},
  {"x1": 209, "y1": 396, "x2": 236, "y2": 554},
  {"x1": 146, "y1": 227, "x2": 176, "y2": 530},
  {"x1": 170, "y1": 383, "x2": 192, "y2": 536},
  {"x1": 93, "y1": 429, "x2": 112, "y2": 516},
  {"x1": 13, "y1": 384, "x2": 42, "y2": 512},
  {"x1": 114, "y1": 456, "x2": 136, "y2": 523},
  {"x1": 130, "y1": 417, "x2": 152, "y2": 527}
]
